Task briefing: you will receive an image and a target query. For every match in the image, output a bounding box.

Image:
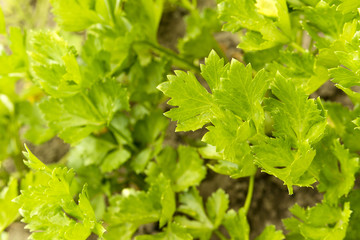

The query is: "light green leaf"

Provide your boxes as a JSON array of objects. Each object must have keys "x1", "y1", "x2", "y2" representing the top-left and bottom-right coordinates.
[
  {"x1": 158, "y1": 70, "x2": 214, "y2": 131},
  {"x1": 15, "y1": 148, "x2": 105, "y2": 240},
  {"x1": 345, "y1": 190, "x2": 360, "y2": 239},
  {"x1": 223, "y1": 208, "x2": 249, "y2": 240},
  {"x1": 131, "y1": 148, "x2": 153, "y2": 174},
  {"x1": 200, "y1": 50, "x2": 229, "y2": 91},
  {"x1": 206, "y1": 189, "x2": 229, "y2": 228},
  {"x1": 316, "y1": 139, "x2": 359, "y2": 204},
  {"x1": 50, "y1": 0, "x2": 102, "y2": 31},
  {"x1": 218, "y1": 0, "x2": 290, "y2": 51},
  {"x1": 158, "y1": 177, "x2": 175, "y2": 228},
  {"x1": 105, "y1": 174, "x2": 175, "y2": 228},
  {"x1": 124, "y1": 0, "x2": 164, "y2": 42},
  {"x1": 326, "y1": 102, "x2": 360, "y2": 151},
  {"x1": 30, "y1": 31, "x2": 83, "y2": 98},
  {"x1": 284, "y1": 202, "x2": 351, "y2": 240},
  {"x1": 0, "y1": 178, "x2": 19, "y2": 233},
  {"x1": 172, "y1": 146, "x2": 206, "y2": 192},
  {"x1": 267, "y1": 74, "x2": 326, "y2": 145},
  {"x1": 39, "y1": 78, "x2": 128, "y2": 144},
  {"x1": 146, "y1": 146, "x2": 206, "y2": 192},
  {"x1": 213, "y1": 61, "x2": 268, "y2": 131},
  {"x1": 255, "y1": 225, "x2": 284, "y2": 240},
  {"x1": 178, "y1": 8, "x2": 221, "y2": 60},
  {"x1": 100, "y1": 148, "x2": 131, "y2": 173},
  {"x1": 104, "y1": 223, "x2": 137, "y2": 240},
  {"x1": 175, "y1": 188, "x2": 213, "y2": 239},
  {"x1": 203, "y1": 111, "x2": 257, "y2": 177},
  {"x1": 89, "y1": 78, "x2": 129, "y2": 124},
  {"x1": 17, "y1": 101, "x2": 55, "y2": 145},
  {"x1": 254, "y1": 139, "x2": 316, "y2": 194},
  {"x1": 39, "y1": 96, "x2": 103, "y2": 144},
  {"x1": 337, "y1": 0, "x2": 360, "y2": 13},
  {"x1": 266, "y1": 50, "x2": 329, "y2": 94},
  {"x1": 23, "y1": 144, "x2": 52, "y2": 174},
  {"x1": 105, "y1": 189, "x2": 160, "y2": 226}
]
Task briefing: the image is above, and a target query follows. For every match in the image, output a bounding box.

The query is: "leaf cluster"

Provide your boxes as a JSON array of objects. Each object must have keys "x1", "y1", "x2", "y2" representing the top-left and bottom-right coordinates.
[{"x1": 0, "y1": 0, "x2": 360, "y2": 239}]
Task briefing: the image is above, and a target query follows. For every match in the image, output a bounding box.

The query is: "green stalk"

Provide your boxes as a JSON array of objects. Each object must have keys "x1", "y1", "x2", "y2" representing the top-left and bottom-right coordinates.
[
  {"x1": 290, "y1": 42, "x2": 306, "y2": 54},
  {"x1": 296, "y1": 29, "x2": 304, "y2": 46},
  {"x1": 104, "y1": 0, "x2": 116, "y2": 25},
  {"x1": 12, "y1": 145, "x2": 25, "y2": 174},
  {"x1": 214, "y1": 230, "x2": 228, "y2": 240},
  {"x1": 8, "y1": 106, "x2": 26, "y2": 174},
  {"x1": 244, "y1": 174, "x2": 255, "y2": 215},
  {"x1": 180, "y1": 0, "x2": 197, "y2": 12},
  {"x1": 134, "y1": 41, "x2": 201, "y2": 73},
  {"x1": 309, "y1": 38, "x2": 315, "y2": 52}
]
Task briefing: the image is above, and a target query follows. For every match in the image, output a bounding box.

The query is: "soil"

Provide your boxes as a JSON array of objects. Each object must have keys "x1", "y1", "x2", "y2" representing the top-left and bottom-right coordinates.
[{"x1": 5, "y1": 0, "x2": 352, "y2": 239}]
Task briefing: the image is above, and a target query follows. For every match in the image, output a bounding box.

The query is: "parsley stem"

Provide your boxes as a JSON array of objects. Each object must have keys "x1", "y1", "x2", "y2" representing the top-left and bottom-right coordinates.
[
  {"x1": 104, "y1": 0, "x2": 116, "y2": 26},
  {"x1": 9, "y1": 111, "x2": 26, "y2": 174},
  {"x1": 214, "y1": 230, "x2": 228, "y2": 240},
  {"x1": 309, "y1": 38, "x2": 314, "y2": 51},
  {"x1": 12, "y1": 143, "x2": 25, "y2": 175},
  {"x1": 244, "y1": 174, "x2": 255, "y2": 215},
  {"x1": 134, "y1": 41, "x2": 201, "y2": 73},
  {"x1": 180, "y1": 0, "x2": 197, "y2": 12},
  {"x1": 290, "y1": 42, "x2": 306, "y2": 54}
]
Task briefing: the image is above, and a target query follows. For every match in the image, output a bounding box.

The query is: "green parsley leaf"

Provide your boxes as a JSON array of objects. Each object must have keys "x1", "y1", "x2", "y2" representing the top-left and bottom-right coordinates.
[
  {"x1": 104, "y1": 223, "x2": 137, "y2": 240},
  {"x1": 200, "y1": 50, "x2": 229, "y2": 92},
  {"x1": 39, "y1": 78, "x2": 128, "y2": 144},
  {"x1": 223, "y1": 208, "x2": 249, "y2": 240},
  {"x1": 213, "y1": 61, "x2": 268, "y2": 131},
  {"x1": 29, "y1": 31, "x2": 84, "y2": 98},
  {"x1": 218, "y1": 0, "x2": 290, "y2": 51},
  {"x1": 338, "y1": 0, "x2": 360, "y2": 13},
  {"x1": 15, "y1": 145, "x2": 105, "y2": 240},
  {"x1": 16, "y1": 101, "x2": 55, "y2": 145},
  {"x1": 105, "y1": 174, "x2": 175, "y2": 228},
  {"x1": 325, "y1": 102, "x2": 360, "y2": 152},
  {"x1": 255, "y1": 225, "x2": 284, "y2": 240},
  {"x1": 146, "y1": 146, "x2": 206, "y2": 192},
  {"x1": 100, "y1": 148, "x2": 131, "y2": 173},
  {"x1": 253, "y1": 138, "x2": 316, "y2": 194},
  {"x1": 206, "y1": 188, "x2": 229, "y2": 228},
  {"x1": 266, "y1": 74, "x2": 327, "y2": 145},
  {"x1": 316, "y1": 139, "x2": 359, "y2": 204},
  {"x1": 0, "y1": 178, "x2": 19, "y2": 233},
  {"x1": 50, "y1": 0, "x2": 102, "y2": 32},
  {"x1": 284, "y1": 202, "x2": 351, "y2": 240},
  {"x1": 178, "y1": 8, "x2": 221, "y2": 60},
  {"x1": 158, "y1": 70, "x2": 213, "y2": 132},
  {"x1": 175, "y1": 188, "x2": 229, "y2": 239},
  {"x1": 266, "y1": 50, "x2": 329, "y2": 94},
  {"x1": 124, "y1": 0, "x2": 164, "y2": 43},
  {"x1": 345, "y1": 190, "x2": 360, "y2": 239}
]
